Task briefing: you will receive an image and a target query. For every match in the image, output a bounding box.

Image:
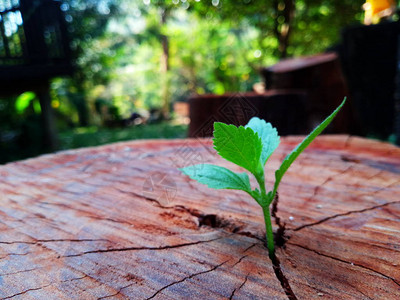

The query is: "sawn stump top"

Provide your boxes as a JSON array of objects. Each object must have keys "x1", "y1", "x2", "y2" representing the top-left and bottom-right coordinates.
[{"x1": 0, "y1": 135, "x2": 399, "y2": 299}]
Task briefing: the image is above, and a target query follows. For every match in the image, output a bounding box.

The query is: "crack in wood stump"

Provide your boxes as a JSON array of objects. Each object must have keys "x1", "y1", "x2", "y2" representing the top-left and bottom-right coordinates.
[
  {"x1": 271, "y1": 253, "x2": 298, "y2": 300},
  {"x1": 125, "y1": 186, "x2": 299, "y2": 299},
  {"x1": 293, "y1": 200, "x2": 400, "y2": 232},
  {"x1": 193, "y1": 207, "x2": 298, "y2": 300},
  {"x1": 0, "y1": 267, "x2": 39, "y2": 276},
  {"x1": 0, "y1": 284, "x2": 53, "y2": 300},
  {"x1": 97, "y1": 283, "x2": 135, "y2": 300},
  {"x1": 63, "y1": 237, "x2": 223, "y2": 258},
  {"x1": 144, "y1": 243, "x2": 255, "y2": 299},
  {"x1": 0, "y1": 275, "x2": 88, "y2": 299},
  {"x1": 289, "y1": 242, "x2": 400, "y2": 287},
  {"x1": 145, "y1": 259, "x2": 230, "y2": 299},
  {"x1": 196, "y1": 213, "x2": 264, "y2": 242},
  {"x1": 113, "y1": 175, "x2": 400, "y2": 300},
  {"x1": 229, "y1": 273, "x2": 249, "y2": 300},
  {"x1": 270, "y1": 194, "x2": 298, "y2": 299},
  {"x1": 306, "y1": 166, "x2": 353, "y2": 203},
  {"x1": 120, "y1": 186, "x2": 266, "y2": 242},
  {"x1": 271, "y1": 192, "x2": 288, "y2": 248},
  {"x1": 115, "y1": 188, "x2": 175, "y2": 209},
  {"x1": 0, "y1": 238, "x2": 110, "y2": 245},
  {"x1": 0, "y1": 252, "x2": 30, "y2": 260}
]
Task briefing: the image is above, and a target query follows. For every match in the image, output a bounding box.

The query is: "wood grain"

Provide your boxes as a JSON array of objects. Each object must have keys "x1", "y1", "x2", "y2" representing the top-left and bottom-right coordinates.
[{"x1": 0, "y1": 135, "x2": 399, "y2": 299}]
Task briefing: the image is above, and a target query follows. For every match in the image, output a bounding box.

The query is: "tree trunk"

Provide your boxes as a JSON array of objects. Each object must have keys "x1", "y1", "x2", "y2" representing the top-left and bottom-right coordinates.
[
  {"x1": 0, "y1": 136, "x2": 399, "y2": 298},
  {"x1": 161, "y1": 8, "x2": 171, "y2": 120},
  {"x1": 71, "y1": 75, "x2": 90, "y2": 127},
  {"x1": 273, "y1": 0, "x2": 295, "y2": 59},
  {"x1": 36, "y1": 80, "x2": 58, "y2": 151}
]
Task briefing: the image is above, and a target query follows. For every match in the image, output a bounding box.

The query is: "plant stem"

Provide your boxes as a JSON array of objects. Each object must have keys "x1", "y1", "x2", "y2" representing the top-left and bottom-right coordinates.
[
  {"x1": 254, "y1": 167, "x2": 275, "y2": 257},
  {"x1": 262, "y1": 205, "x2": 275, "y2": 259},
  {"x1": 256, "y1": 174, "x2": 265, "y2": 194},
  {"x1": 255, "y1": 169, "x2": 268, "y2": 206}
]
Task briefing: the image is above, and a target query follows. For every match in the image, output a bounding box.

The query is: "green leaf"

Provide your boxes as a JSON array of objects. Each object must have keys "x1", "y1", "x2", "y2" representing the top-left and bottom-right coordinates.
[
  {"x1": 245, "y1": 117, "x2": 280, "y2": 165},
  {"x1": 271, "y1": 98, "x2": 347, "y2": 202},
  {"x1": 180, "y1": 164, "x2": 251, "y2": 192},
  {"x1": 213, "y1": 122, "x2": 262, "y2": 175},
  {"x1": 15, "y1": 92, "x2": 36, "y2": 114}
]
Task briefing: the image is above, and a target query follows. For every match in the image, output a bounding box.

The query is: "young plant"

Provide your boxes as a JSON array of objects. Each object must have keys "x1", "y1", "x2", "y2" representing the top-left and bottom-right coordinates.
[{"x1": 180, "y1": 98, "x2": 346, "y2": 259}]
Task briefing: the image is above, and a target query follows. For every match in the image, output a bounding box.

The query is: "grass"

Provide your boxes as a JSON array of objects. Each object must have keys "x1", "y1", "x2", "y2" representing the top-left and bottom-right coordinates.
[
  {"x1": 58, "y1": 122, "x2": 188, "y2": 150},
  {"x1": 0, "y1": 122, "x2": 188, "y2": 164}
]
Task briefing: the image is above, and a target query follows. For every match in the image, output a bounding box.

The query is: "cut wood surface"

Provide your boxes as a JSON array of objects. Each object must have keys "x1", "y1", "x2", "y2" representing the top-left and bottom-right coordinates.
[{"x1": 0, "y1": 135, "x2": 399, "y2": 299}]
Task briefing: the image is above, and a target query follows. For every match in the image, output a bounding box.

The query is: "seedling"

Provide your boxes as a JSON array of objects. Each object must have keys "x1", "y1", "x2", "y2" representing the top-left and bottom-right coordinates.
[{"x1": 180, "y1": 98, "x2": 346, "y2": 259}]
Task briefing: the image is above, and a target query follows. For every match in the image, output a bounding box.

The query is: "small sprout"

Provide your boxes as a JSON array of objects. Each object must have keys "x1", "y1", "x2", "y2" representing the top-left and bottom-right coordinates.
[{"x1": 180, "y1": 98, "x2": 346, "y2": 259}]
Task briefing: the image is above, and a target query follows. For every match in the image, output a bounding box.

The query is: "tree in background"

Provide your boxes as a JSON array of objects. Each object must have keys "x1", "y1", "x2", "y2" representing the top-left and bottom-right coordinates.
[
  {"x1": 54, "y1": 0, "x2": 365, "y2": 126},
  {"x1": 0, "y1": 0, "x2": 370, "y2": 163},
  {"x1": 55, "y1": 0, "x2": 123, "y2": 126},
  {"x1": 193, "y1": 0, "x2": 364, "y2": 59},
  {"x1": 290, "y1": 0, "x2": 364, "y2": 56},
  {"x1": 138, "y1": 1, "x2": 175, "y2": 119}
]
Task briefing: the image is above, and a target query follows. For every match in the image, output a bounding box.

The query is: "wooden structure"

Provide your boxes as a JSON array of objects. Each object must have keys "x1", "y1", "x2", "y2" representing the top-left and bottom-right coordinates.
[
  {"x1": 188, "y1": 91, "x2": 308, "y2": 138},
  {"x1": 340, "y1": 21, "x2": 400, "y2": 141},
  {"x1": 0, "y1": 0, "x2": 73, "y2": 150},
  {"x1": 261, "y1": 52, "x2": 354, "y2": 134},
  {"x1": 188, "y1": 53, "x2": 354, "y2": 139},
  {"x1": 0, "y1": 136, "x2": 399, "y2": 298}
]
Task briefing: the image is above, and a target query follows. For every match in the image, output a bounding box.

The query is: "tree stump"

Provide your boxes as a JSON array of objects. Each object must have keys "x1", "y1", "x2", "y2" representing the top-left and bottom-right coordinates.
[
  {"x1": 188, "y1": 91, "x2": 308, "y2": 138},
  {"x1": 0, "y1": 136, "x2": 399, "y2": 299},
  {"x1": 260, "y1": 53, "x2": 354, "y2": 134}
]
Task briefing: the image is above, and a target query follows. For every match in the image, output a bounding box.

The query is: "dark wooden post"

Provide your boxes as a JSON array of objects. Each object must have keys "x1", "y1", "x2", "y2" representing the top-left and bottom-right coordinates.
[
  {"x1": 341, "y1": 21, "x2": 400, "y2": 140},
  {"x1": 37, "y1": 81, "x2": 58, "y2": 151},
  {"x1": 19, "y1": 0, "x2": 48, "y2": 64},
  {"x1": 395, "y1": 36, "x2": 400, "y2": 145}
]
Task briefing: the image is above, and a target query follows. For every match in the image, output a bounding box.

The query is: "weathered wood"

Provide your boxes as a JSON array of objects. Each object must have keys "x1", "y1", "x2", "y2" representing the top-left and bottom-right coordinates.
[
  {"x1": 340, "y1": 21, "x2": 400, "y2": 140},
  {"x1": 261, "y1": 53, "x2": 355, "y2": 134},
  {"x1": 189, "y1": 91, "x2": 308, "y2": 138},
  {"x1": 0, "y1": 136, "x2": 399, "y2": 299},
  {"x1": 37, "y1": 81, "x2": 58, "y2": 151}
]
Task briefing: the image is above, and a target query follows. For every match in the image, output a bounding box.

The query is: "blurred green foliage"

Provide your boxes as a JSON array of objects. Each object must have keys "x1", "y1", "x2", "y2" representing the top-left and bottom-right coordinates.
[
  {"x1": 59, "y1": 122, "x2": 187, "y2": 150},
  {"x1": 0, "y1": 94, "x2": 44, "y2": 163},
  {"x1": 53, "y1": 0, "x2": 364, "y2": 124},
  {"x1": 15, "y1": 92, "x2": 39, "y2": 114},
  {"x1": 0, "y1": 0, "x2": 365, "y2": 164}
]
